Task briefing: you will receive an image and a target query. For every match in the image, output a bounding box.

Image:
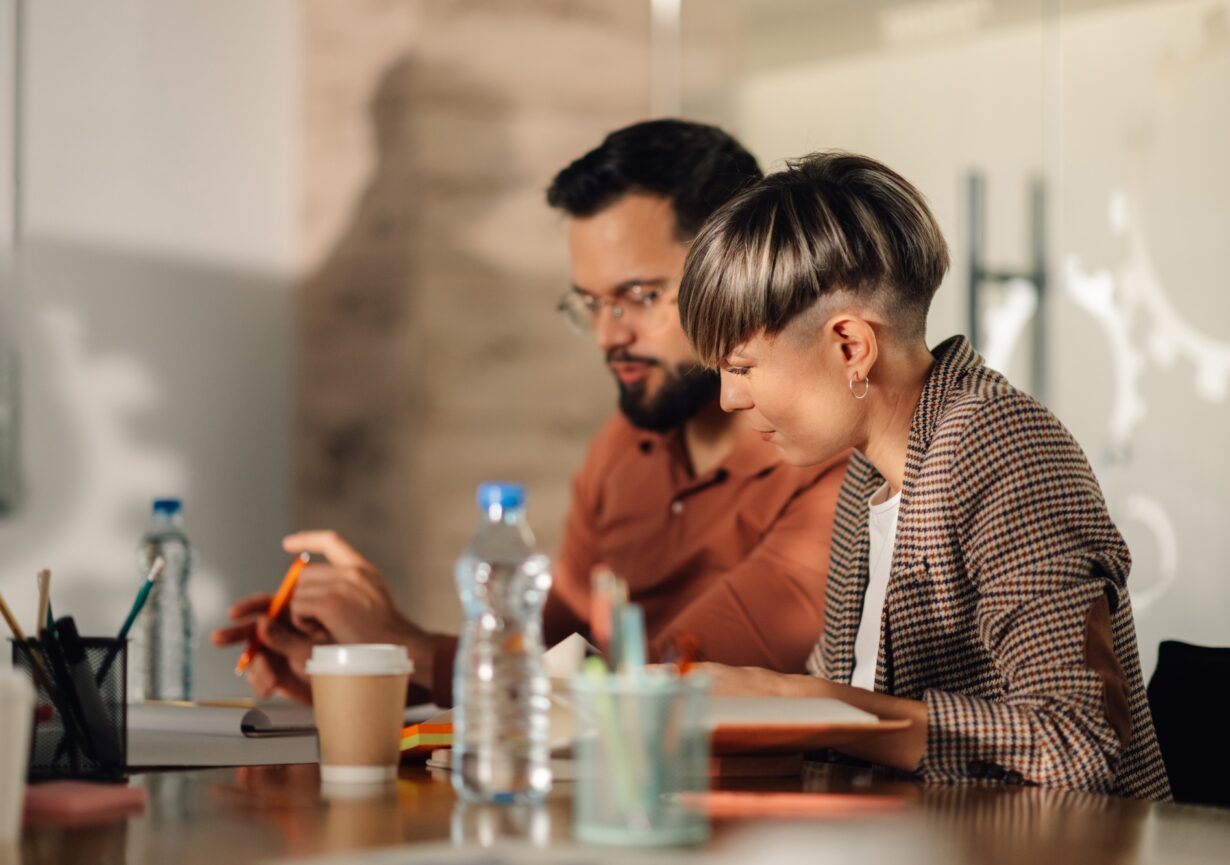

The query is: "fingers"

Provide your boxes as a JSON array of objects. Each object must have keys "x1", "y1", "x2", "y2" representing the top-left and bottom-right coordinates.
[
  {"x1": 244, "y1": 653, "x2": 280, "y2": 700},
  {"x1": 282, "y1": 530, "x2": 370, "y2": 568},
  {"x1": 288, "y1": 588, "x2": 358, "y2": 639},
  {"x1": 244, "y1": 645, "x2": 313, "y2": 705},
  {"x1": 289, "y1": 568, "x2": 388, "y2": 636},
  {"x1": 227, "y1": 593, "x2": 275, "y2": 620},
  {"x1": 256, "y1": 617, "x2": 315, "y2": 675},
  {"x1": 210, "y1": 620, "x2": 256, "y2": 647},
  {"x1": 296, "y1": 562, "x2": 390, "y2": 600}
]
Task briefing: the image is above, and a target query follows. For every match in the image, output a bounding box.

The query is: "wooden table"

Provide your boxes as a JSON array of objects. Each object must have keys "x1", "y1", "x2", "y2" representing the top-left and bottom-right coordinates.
[{"x1": 19, "y1": 761, "x2": 1230, "y2": 865}]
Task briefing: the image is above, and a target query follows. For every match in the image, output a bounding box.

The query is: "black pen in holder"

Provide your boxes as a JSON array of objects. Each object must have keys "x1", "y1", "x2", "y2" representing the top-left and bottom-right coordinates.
[{"x1": 11, "y1": 635, "x2": 128, "y2": 782}]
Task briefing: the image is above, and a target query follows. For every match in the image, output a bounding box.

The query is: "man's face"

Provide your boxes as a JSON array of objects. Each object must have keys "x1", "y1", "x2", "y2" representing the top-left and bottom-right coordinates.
[{"x1": 567, "y1": 193, "x2": 718, "y2": 432}]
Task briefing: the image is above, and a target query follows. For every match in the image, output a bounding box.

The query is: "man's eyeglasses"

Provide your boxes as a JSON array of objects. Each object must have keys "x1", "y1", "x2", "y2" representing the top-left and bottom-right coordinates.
[{"x1": 555, "y1": 284, "x2": 676, "y2": 334}]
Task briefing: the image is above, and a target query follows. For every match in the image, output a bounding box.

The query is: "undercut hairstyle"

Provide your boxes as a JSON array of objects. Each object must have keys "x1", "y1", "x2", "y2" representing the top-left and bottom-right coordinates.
[
  {"x1": 679, "y1": 151, "x2": 951, "y2": 367},
  {"x1": 546, "y1": 119, "x2": 763, "y2": 241}
]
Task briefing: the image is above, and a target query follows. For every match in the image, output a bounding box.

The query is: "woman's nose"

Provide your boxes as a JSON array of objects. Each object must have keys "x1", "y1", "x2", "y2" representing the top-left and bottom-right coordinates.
[{"x1": 720, "y1": 378, "x2": 753, "y2": 413}]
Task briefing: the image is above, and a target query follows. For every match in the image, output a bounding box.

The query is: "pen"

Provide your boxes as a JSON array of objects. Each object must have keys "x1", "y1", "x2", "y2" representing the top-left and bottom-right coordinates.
[
  {"x1": 582, "y1": 656, "x2": 651, "y2": 831},
  {"x1": 666, "y1": 633, "x2": 700, "y2": 676},
  {"x1": 614, "y1": 604, "x2": 647, "y2": 674},
  {"x1": 57, "y1": 617, "x2": 123, "y2": 768},
  {"x1": 41, "y1": 622, "x2": 99, "y2": 766},
  {"x1": 94, "y1": 556, "x2": 166, "y2": 685},
  {"x1": 36, "y1": 569, "x2": 51, "y2": 635},
  {"x1": 119, "y1": 556, "x2": 166, "y2": 643},
  {"x1": 234, "y1": 552, "x2": 310, "y2": 676},
  {"x1": 0, "y1": 590, "x2": 58, "y2": 697}
]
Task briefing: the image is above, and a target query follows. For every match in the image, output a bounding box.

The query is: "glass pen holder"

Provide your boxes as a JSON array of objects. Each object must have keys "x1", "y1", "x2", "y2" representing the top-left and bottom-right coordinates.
[
  {"x1": 10, "y1": 637, "x2": 128, "y2": 782},
  {"x1": 570, "y1": 671, "x2": 710, "y2": 847}
]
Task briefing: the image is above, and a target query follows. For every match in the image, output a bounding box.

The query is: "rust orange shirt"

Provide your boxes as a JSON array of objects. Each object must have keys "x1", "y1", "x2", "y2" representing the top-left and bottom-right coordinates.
[
  {"x1": 427, "y1": 415, "x2": 847, "y2": 706},
  {"x1": 545, "y1": 414, "x2": 848, "y2": 671}
]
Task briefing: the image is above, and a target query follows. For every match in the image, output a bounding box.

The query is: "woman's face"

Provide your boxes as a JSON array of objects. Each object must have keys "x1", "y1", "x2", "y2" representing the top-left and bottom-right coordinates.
[{"x1": 721, "y1": 327, "x2": 863, "y2": 466}]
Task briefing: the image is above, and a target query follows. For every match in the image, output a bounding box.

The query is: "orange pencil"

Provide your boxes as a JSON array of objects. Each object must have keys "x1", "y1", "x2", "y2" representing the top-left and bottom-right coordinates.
[{"x1": 234, "y1": 553, "x2": 310, "y2": 675}]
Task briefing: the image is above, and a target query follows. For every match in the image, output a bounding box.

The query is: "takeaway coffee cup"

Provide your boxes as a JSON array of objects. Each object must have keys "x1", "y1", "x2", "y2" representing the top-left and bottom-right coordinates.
[
  {"x1": 307, "y1": 645, "x2": 413, "y2": 783},
  {"x1": 0, "y1": 669, "x2": 34, "y2": 842}
]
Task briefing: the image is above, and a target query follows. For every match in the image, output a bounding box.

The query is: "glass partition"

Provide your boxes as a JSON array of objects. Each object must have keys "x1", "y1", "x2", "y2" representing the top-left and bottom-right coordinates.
[{"x1": 682, "y1": 0, "x2": 1230, "y2": 674}]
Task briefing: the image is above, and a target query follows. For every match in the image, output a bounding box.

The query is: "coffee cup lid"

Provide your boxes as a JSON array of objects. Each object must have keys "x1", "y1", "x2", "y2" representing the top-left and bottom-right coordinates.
[{"x1": 306, "y1": 644, "x2": 414, "y2": 676}]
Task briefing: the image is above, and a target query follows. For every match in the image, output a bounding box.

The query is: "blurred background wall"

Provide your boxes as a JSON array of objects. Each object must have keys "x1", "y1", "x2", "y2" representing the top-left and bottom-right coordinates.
[
  {"x1": 296, "y1": 0, "x2": 644, "y2": 640},
  {"x1": 0, "y1": 0, "x2": 1224, "y2": 697},
  {"x1": 680, "y1": 0, "x2": 1230, "y2": 676},
  {"x1": 0, "y1": 0, "x2": 297, "y2": 698}
]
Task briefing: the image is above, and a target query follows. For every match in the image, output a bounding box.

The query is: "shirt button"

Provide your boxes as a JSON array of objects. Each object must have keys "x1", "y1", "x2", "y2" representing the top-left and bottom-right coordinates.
[{"x1": 670, "y1": 500, "x2": 684, "y2": 515}]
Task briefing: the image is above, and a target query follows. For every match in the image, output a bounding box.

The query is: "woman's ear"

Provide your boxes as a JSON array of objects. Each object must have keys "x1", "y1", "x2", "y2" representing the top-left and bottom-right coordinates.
[{"x1": 828, "y1": 314, "x2": 879, "y2": 382}]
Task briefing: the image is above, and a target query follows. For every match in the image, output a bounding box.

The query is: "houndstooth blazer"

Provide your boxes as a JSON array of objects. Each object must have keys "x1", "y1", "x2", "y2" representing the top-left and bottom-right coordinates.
[{"x1": 807, "y1": 336, "x2": 1171, "y2": 800}]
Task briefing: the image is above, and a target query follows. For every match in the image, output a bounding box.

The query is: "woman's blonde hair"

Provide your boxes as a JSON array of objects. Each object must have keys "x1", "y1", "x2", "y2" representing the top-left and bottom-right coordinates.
[{"x1": 679, "y1": 151, "x2": 950, "y2": 367}]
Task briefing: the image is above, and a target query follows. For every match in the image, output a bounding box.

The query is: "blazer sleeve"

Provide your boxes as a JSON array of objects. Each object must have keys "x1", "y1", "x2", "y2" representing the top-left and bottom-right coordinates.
[{"x1": 917, "y1": 395, "x2": 1135, "y2": 793}]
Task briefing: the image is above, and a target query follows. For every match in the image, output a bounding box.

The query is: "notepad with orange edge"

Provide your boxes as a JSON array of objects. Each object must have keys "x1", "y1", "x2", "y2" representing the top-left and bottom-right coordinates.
[
  {"x1": 679, "y1": 790, "x2": 907, "y2": 819},
  {"x1": 400, "y1": 722, "x2": 453, "y2": 757}
]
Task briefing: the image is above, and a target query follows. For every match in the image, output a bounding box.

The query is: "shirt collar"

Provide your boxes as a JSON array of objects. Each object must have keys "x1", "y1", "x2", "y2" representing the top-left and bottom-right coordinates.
[
  {"x1": 722, "y1": 426, "x2": 785, "y2": 478},
  {"x1": 635, "y1": 423, "x2": 781, "y2": 482}
]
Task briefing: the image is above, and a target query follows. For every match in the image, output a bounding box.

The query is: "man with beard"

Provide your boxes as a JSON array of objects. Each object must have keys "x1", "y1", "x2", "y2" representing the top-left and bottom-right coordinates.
[{"x1": 212, "y1": 120, "x2": 848, "y2": 706}]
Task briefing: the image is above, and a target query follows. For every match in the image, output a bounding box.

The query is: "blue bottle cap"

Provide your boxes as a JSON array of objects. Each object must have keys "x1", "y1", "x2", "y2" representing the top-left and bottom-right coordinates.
[
  {"x1": 476, "y1": 483, "x2": 525, "y2": 510},
  {"x1": 153, "y1": 498, "x2": 183, "y2": 515}
]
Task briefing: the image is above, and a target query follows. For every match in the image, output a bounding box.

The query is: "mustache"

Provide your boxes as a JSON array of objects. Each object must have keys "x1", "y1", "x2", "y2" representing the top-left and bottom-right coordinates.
[{"x1": 606, "y1": 349, "x2": 660, "y2": 368}]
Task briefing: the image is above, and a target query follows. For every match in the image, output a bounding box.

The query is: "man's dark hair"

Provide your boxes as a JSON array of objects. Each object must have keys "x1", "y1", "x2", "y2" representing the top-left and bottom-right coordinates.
[{"x1": 546, "y1": 119, "x2": 763, "y2": 240}]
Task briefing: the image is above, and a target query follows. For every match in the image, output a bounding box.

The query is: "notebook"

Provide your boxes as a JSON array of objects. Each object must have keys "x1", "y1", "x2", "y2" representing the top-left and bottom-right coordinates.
[
  {"x1": 128, "y1": 701, "x2": 439, "y2": 768},
  {"x1": 129, "y1": 702, "x2": 317, "y2": 738}
]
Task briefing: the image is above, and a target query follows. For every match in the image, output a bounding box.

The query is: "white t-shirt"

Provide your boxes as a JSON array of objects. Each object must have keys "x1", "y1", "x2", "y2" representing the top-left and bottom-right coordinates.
[{"x1": 849, "y1": 482, "x2": 901, "y2": 691}]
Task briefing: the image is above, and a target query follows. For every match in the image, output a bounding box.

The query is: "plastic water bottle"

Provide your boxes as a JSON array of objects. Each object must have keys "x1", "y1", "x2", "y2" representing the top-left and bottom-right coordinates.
[
  {"x1": 135, "y1": 498, "x2": 195, "y2": 701},
  {"x1": 453, "y1": 482, "x2": 553, "y2": 803}
]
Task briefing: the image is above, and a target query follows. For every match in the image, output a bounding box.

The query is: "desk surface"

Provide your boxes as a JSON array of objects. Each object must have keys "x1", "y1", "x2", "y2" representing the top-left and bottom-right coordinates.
[{"x1": 20, "y1": 761, "x2": 1230, "y2": 865}]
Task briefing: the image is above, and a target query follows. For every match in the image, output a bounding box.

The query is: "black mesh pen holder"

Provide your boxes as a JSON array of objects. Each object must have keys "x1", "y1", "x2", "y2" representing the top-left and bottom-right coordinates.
[{"x1": 11, "y1": 637, "x2": 128, "y2": 782}]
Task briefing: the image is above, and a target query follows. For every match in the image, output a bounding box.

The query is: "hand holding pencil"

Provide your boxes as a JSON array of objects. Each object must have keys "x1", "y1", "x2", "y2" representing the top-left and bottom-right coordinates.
[
  {"x1": 234, "y1": 552, "x2": 311, "y2": 676},
  {"x1": 214, "y1": 530, "x2": 437, "y2": 703}
]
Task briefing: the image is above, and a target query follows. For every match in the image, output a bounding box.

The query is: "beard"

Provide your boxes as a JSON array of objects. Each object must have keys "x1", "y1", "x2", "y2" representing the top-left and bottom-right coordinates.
[{"x1": 610, "y1": 350, "x2": 720, "y2": 433}]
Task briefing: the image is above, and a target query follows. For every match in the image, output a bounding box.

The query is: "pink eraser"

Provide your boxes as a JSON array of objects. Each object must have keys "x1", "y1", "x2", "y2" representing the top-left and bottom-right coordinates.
[{"x1": 24, "y1": 781, "x2": 147, "y2": 826}]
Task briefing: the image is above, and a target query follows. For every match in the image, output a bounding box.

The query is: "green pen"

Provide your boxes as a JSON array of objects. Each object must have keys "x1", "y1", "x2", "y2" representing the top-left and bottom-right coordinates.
[
  {"x1": 95, "y1": 556, "x2": 165, "y2": 685},
  {"x1": 117, "y1": 556, "x2": 165, "y2": 642}
]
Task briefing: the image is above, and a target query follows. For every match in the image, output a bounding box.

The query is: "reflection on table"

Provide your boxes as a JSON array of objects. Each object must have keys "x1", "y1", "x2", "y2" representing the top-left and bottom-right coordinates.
[{"x1": 17, "y1": 760, "x2": 1230, "y2": 865}]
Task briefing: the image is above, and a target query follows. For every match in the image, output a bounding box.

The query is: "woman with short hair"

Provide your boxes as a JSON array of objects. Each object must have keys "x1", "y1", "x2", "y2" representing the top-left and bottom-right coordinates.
[{"x1": 677, "y1": 151, "x2": 1170, "y2": 800}]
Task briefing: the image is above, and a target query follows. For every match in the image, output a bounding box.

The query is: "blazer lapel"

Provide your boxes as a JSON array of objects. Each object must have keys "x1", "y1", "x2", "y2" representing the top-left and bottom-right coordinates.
[{"x1": 874, "y1": 335, "x2": 983, "y2": 692}]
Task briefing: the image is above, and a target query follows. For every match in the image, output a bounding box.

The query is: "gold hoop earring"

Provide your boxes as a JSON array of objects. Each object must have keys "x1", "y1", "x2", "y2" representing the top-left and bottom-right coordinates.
[{"x1": 849, "y1": 372, "x2": 870, "y2": 400}]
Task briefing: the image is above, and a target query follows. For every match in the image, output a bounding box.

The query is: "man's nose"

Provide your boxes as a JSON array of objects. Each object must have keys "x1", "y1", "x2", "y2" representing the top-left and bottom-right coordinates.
[
  {"x1": 720, "y1": 376, "x2": 753, "y2": 413},
  {"x1": 594, "y1": 306, "x2": 633, "y2": 351}
]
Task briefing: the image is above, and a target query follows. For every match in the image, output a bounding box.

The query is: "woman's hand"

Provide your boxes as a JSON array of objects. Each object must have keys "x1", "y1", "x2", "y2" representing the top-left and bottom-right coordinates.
[{"x1": 692, "y1": 662, "x2": 832, "y2": 698}]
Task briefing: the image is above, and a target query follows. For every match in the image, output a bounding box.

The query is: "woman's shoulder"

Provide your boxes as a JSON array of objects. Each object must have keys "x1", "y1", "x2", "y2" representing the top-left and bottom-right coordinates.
[{"x1": 937, "y1": 365, "x2": 1071, "y2": 446}]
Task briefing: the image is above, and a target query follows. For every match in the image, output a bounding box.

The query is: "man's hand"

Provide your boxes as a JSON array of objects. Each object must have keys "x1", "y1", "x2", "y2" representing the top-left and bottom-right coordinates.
[
  {"x1": 281, "y1": 530, "x2": 443, "y2": 691},
  {"x1": 210, "y1": 593, "x2": 319, "y2": 704}
]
